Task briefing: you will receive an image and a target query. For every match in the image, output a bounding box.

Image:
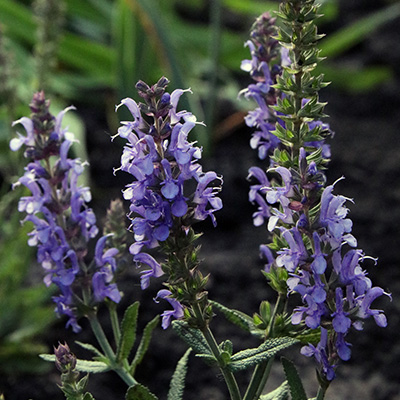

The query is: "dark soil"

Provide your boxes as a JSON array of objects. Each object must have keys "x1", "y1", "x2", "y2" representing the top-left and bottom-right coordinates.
[{"x1": 1, "y1": 1, "x2": 400, "y2": 399}]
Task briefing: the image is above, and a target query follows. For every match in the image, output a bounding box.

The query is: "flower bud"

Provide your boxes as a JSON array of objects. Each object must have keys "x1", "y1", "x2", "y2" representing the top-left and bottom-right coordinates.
[{"x1": 54, "y1": 342, "x2": 77, "y2": 373}]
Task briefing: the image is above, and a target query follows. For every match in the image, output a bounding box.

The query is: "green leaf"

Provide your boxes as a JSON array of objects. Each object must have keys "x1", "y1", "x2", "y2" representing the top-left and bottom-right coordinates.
[
  {"x1": 229, "y1": 337, "x2": 298, "y2": 372},
  {"x1": 260, "y1": 381, "x2": 290, "y2": 400},
  {"x1": 321, "y1": 3, "x2": 400, "y2": 58},
  {"x1": 130, "y1": 315, "x2": 159, "y2": 375},
  {"x1": 281, "y1": 357, "x2": 307, "y2": 400},
  {"x1": 126, "y1": 384, "x2": 158, "y2": 400},
  {"x1": 75, "y1": 342, "x2": 104, "y2": 358},
  {"x1": 116, "y1": 302, "x2": 140, "y2": 363},
  {"x1": 167, "y1": 349, "x2": 191, "y2": 400},
  {"x1": 83, "y1": 393, "x2": 95, "y2": 400},
  {"x1": 210, "y1": 300, "x2": 253, "y2": 332},
  {"x1": 39, "y1": 354, "x2": 110, "y2": 373},
  {"x1": 171, "y1": 320, "x2": 212, "y2": 356}
]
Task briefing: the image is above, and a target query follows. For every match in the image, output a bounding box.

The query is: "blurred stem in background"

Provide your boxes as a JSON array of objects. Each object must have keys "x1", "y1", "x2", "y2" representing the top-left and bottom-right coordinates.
[
  {"x1": 33, "y1": 0, "x2": 66, "y2": 93},
  {"x1": 205, "y1": 0, "x2": 222, "y2": 155}
]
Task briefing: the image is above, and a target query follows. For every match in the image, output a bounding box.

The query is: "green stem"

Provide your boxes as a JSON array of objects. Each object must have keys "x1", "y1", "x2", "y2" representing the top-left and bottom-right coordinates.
[
  {"x1": 204, "y1": 0, "x2": 222, "y2": 155},
  {"x1": 316, "y1": 384, "x2": 328, "y2": 400},
  {"x1": 192, "y1": 304, "x2": 242, "y2": 400},
  {"x1": 243, "y1": 358, "x2": 274, "y2": 400},
  {"x1": 88, "y1": 315, "x2": 137, "y2": 387},
  {"x1": 107, "y1": 301, "x2": 121, "y2": 344},
  {"x1": 244, "y1": 295, "x2": 285, "y2": 400}
]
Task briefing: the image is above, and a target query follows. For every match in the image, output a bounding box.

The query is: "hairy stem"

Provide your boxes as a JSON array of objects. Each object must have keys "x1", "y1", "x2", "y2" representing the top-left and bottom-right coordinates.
[
  {"x1": 192, "y1": 303, "x2": 242, "y2": 400},
  {"x1": 89, "y1": 314, "x2": 137, "y2": 387}
]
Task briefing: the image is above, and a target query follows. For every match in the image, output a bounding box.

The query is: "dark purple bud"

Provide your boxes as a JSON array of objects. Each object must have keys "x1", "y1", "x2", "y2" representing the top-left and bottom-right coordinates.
[{"x1": 54, "y1": 342, "x2": 77, "y2": 373}]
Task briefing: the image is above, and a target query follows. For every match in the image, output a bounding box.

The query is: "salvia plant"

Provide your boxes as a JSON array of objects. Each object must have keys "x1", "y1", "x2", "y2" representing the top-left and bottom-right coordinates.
[{"x1": 7, "y1": 1, "x2": 390, "y2": 399}]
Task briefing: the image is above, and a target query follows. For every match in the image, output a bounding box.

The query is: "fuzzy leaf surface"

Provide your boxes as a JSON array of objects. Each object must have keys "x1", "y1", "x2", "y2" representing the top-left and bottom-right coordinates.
[
  {"x1": 130, "y1": 315, "x2": 160, "y2": 375},
  {"x1": 260, "y1": 381, "x2": 290, "y2": 400},
  {"x1": 126, "y1": 384, "x2": 158, "y2": 400},
  {"x1": 39, "y1": 354, "x2": 110, "y2": 373},
  {"x1": 167, "y1": 349, "x2": 191, "y2": 400},
  {"x1": 210, "y1": 300, "x2": 253, "y2": 332},
  {"x1": 172, "y1": 320, "x2": 211, "y2": 356},
  {"x1": 281, "y1": 357, "x2": 307, "y2": 400},
  {"x1": 229, "y1": 337, "x2": 298, "y2": 372},
  {"x1": 116, "y1": 302, "x2": 140, "y2": 363}
]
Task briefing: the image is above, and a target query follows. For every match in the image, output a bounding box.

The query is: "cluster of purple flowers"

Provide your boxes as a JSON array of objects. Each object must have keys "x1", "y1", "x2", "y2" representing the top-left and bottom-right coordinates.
[
  {"x1": 240, "y1": 13, "x2": 332, "y2": 165},
  {"x1": 242, "y1": 15, "x2": 389, "y2": 380},
  {"x1": 114, "y1": 78, "x2": 222, "y2": 327},
  {"x1": 11, "y1": 92, "x2": 120, "y2": 332}
]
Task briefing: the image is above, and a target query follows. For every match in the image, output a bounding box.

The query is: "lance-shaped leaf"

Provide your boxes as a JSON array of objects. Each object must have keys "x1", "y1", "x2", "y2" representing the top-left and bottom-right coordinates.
[
  {"x1": 39, "y1": 354, "x2": 110, "y2": 373},
  {"x1": 281, "y1": 357, "x2": 307, "y2": 400},
  {"x1": 228, "y1": 337, "x2": 298, "y2": 372},
  {"x1": 126, "y1": 384, "x2": 158, "y2": 400},
  {"x1": 172, "y1": 321, "x2": 213, "y2": 357},
  {"x1": 210, "y1": 300, "x2": 253, "y2": 332},
  {"x1": 116, "y1": 302, "x2": 140, "y2": 363},
  {"x1": 75, "y1": 341, "x2": 104, "y2": 358},
  {"x1": 167, "y1": 349, "x2": 191, "y2": 400},
  {"x1": 260, "y1": 381, "x2": 289, "y2": 400},
  {"x1": 130, "y1": 315, "x2": 159, "y2": 375}
]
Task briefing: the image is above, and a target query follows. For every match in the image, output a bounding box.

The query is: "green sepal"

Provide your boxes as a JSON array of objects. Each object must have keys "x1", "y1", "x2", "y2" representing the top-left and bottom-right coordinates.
[
  {"x1": 171, "y1": 320, "x2": 211, "y2": 356},
  {"x1": 82, "y1": 393, "x2": 95, "y2": 400},
  {"x1": 210, "y1": 300, "x2": 253, "y2": 333},
  {"x1": 130, "y1": 315, "x2": 160, "y2": 375},
  {"x1": 116, "y1": 302, "x2": 140, "y2": 363},
  {"x1": 126, "y1": 384, "x2": 158, "y2": 400},
  {"x1": 281, "y1": 357, "x2": 307, "y2": 400},
  {"x1": 76, "y1": 374, "x2": 90, "y2": 392},
  {"x1": 167, "y1": 349, "x2": 191, "y2": 400},
  {"x1": 295, "y1": 328, "x2": 321, "y2": 346},
  {"x1": 260, "y1": 380, "x2": 289, "y2": 400},
  {"x1": 262, "y1": 267, "x2": 289, "y2": 295},
  {"x1": 228, "y1": 337, "x2": 298, "y2": 372},
  {"x1": 39, "y1": 354, "x2": 110, "y2": 373}
]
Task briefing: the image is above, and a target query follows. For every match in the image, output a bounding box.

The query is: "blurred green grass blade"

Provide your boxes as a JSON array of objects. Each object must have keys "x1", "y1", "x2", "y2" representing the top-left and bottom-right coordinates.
[
  {"x1": 0, "y1": 0, "x2": 114, "y2": 84},
  {"x1": 0, "y1": 0, "x2": 36, "y2": 44},
  {"x1": 319, "y1": 64, "x2": 393, "y2": 92},
  {"x1": 58, "y1": 34, "x2": 115, "y2": 82},
  {"x1": 321, "y1": 3, "x2": 400, "y2": 57},
  {"x1": 131, "y1": 0, "x2": 186, "y2": 92},
  {"x1": 65, "y1": 0, "x2": 110, "y2": 26},
  {"x1": 222, "y1": 0, "x2": 278, "y2": 15},
  {"x1": 112, "y1": 0, "x2": 139, "y2": 97}
]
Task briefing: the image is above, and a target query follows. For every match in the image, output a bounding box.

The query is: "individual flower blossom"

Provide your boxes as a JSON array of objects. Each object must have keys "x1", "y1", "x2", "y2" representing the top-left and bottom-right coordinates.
[
  {"x1": 11, "y1": 92, "x2": 121, "y2": 332},
  {"x1": 155, "y1": 289, "x2": 184, "y2": 329},
  {"x1": 301, "y1": 328, "x2": 336, "y2": 381},
  {"x1": 319, "y1": 179, "x2": 356, "y2": 250},
  {"x1": 276, "y1": 228, "x2": 308, "y2": 272}
]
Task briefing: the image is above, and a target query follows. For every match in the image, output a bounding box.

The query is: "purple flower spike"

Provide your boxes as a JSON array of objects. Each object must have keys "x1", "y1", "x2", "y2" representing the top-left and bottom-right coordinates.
[
  {"x1": 11, "y1": 92, "x2": 123, "y2": 331},
  {"x1": 115, "y1": 79, "x2": 222, "y2": 283}
]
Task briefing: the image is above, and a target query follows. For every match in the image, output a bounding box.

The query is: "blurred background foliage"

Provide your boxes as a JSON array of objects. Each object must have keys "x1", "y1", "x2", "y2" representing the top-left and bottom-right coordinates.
[{"x1": 0, "y1": 0, "x2": 399, "y2": 381}]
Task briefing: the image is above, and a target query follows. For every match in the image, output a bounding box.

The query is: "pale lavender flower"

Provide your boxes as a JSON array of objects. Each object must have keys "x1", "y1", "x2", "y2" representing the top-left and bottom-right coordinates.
[{"x1": 155, "y1": 289, "x2": 184, "y2": 329}]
